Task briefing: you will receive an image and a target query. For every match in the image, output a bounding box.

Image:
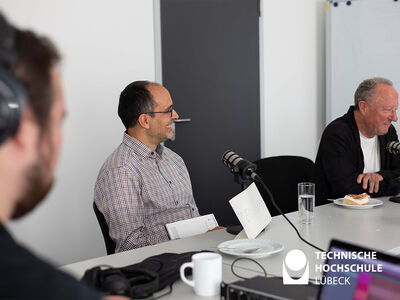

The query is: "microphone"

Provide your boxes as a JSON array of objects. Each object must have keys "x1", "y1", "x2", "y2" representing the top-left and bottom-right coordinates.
[
  {"x1": 222, "y1": 150, "x2": 257, "y2": 180},
  {"x1": 221, "y1": 150, "x2": 325, "y2": 252},
  {"x1": 387, "y1": 141, "x2": 400, "y2": 156}
]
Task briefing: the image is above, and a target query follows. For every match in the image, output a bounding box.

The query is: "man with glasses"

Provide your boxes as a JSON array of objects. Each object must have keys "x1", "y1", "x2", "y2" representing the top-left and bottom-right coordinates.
[
  {"x1": 316, "y1": 77, "x2": 400, "y2": 199},
  {"x1": 94, "y1": 81, "x2": 199, "y2": 252}
]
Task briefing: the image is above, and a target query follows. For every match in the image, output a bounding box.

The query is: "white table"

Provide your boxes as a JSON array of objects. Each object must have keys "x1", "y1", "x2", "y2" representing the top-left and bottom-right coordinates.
[
  {"x1": 230, "y1": 196, "x2": 400, "y2": 279},
  {"x1": 61, "y1": 229, "x2": 258, "y2": 300},
  {"x1": 61, "y1": 197, "x2": 400, "y2": 299}
]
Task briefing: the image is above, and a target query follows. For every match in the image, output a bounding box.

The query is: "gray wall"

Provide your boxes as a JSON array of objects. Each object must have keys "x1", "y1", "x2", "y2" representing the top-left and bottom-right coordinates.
[{"x1": 0, "y1": 0, "x2": 156, "y2": 265}]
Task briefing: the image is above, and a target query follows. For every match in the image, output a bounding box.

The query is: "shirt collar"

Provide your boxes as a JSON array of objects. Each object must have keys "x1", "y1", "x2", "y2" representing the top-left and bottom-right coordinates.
[{"x1": 122, "y1": 133, "x2": 164, "y2": 158}]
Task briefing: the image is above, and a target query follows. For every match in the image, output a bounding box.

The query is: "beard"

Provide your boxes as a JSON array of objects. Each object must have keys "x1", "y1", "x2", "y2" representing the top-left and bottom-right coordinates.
[{"x1": 11, "y1": 155, "x2": 54, "y2": 220}]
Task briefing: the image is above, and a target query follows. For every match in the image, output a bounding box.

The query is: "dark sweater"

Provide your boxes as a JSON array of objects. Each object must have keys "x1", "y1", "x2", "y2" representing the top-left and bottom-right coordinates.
[
  {"x1": 316, "y1": 106, "x2": 400, "y2": 199},
  {"x1": 0, "y1": 223, "x2": 101, "y2": 300}
]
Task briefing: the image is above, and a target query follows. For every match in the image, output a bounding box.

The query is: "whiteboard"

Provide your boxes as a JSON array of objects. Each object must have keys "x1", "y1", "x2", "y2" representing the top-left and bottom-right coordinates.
[{"x1": 326, "y1": 0, "x2": 400, "y2": 130}]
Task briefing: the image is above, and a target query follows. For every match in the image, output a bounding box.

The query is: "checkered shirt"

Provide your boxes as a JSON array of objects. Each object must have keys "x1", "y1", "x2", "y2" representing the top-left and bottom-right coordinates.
[{"x1": 94, "y1": 133, "x2": 199, "y2": 252}]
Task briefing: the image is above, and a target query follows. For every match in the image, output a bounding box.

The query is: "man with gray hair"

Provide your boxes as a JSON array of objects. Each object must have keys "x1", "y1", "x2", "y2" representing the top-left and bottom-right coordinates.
[{"x1": 316, "y1": 77, "x2": 400, "y2": 199}]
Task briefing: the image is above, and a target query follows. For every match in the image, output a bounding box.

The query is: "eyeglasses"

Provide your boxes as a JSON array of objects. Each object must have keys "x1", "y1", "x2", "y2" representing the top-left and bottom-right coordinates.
[{"x1": 142, "y1": 107, "x2": 174, "y2": 117}]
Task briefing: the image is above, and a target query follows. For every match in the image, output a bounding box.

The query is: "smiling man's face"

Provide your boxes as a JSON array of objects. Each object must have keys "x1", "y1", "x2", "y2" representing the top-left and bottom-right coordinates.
[
  {"x1": 362, "y1": 83, "x2": 398, "y2": 137},
  {"x1": 146, "y1": 84, "x2": 179, "y2": 144}
]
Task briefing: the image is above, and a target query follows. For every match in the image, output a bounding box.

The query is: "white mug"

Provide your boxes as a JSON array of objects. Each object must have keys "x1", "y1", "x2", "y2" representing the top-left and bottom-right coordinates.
[{"x1": 180, "y1": 252, "x2": 222, "y2": 297}]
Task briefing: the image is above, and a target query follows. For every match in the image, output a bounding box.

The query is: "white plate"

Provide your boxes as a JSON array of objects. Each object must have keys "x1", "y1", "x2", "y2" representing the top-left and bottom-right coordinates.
[
  {"x1": 217, "y1": 239, "x2": 284, "y2": 258},
  {"x1": 333, "y1": 198, "x2": 383, "y2": 209}
]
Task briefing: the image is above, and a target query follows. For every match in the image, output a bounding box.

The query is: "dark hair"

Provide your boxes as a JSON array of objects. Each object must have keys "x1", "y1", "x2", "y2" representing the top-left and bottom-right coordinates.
[
  {"x1": 13, "y1": 29, "x2": 60, "y2": 130},
  {"x1": 118, "y1": 81, "x2": 158, "y2": 129},
  {"x1": 354, "y1": 77, "x2": 393, "y2": 110}
]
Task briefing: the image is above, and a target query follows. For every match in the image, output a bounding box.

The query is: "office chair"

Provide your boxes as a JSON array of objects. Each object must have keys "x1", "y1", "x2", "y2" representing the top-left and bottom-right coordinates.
[
  {"x1": 93, "y1": 202, "x2": 116, "y2": 255},
  {"x1": 253, "y1": 156, "x2": 327, "y2": 217}
]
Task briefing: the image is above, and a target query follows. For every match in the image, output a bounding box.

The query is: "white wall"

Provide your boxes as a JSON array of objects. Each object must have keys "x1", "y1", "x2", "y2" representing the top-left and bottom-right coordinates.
[
  {"x1": 261, "y1": 0, "x2": 326, "y2": 160},
  {"x1": 0, "y1": 0, "x2": 155, "y2": 265},
  {"x1": 0, "y1": 0, "x2": 326, "y2": 265}
]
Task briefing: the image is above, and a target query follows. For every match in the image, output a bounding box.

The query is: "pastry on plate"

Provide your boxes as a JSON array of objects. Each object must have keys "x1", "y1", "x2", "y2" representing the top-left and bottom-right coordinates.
[{"x1": 343, "y1": 193, "x2": 370, "y2": 205}]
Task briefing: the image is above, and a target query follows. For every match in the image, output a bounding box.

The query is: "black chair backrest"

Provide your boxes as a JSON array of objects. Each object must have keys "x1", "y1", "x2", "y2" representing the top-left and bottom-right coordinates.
[
  {"x1": 93, "y1": 202, "x2": 116, "y2": 255},
  {"x1": 253, "y1": 155, "x2": 327, "y2": 217}
]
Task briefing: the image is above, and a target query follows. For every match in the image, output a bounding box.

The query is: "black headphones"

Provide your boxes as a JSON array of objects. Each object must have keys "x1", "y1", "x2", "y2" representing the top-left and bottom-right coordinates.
[
  {"x1": 0, "y1": 13, "x2": 27, "y2": 146},
  {"x1": 81, "y1": 265, "x2": 159, "y2": 299}
]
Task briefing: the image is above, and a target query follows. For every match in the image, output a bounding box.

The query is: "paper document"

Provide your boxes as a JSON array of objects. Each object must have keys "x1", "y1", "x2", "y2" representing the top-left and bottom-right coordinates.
[
  {"x1": 229, "y1": 182, "x2": 271, "y2": 239},
  {"x1": 166, "y1": 214, "x2": 219, "y2": 240}
]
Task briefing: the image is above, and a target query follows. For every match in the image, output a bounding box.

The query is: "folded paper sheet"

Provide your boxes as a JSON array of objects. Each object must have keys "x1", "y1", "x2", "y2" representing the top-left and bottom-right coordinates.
[
  {"x1": 165, "y1": 214, "x2": 219, "y2": 240},
  {"x1": 229, "y1": 182, "x2": 272, "y2": 239}
]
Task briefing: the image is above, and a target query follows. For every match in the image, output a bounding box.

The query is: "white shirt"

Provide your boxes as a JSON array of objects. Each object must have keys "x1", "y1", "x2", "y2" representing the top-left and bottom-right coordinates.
[{"x1": 359, "y1": 132, "x2": 381, "y2": 173}]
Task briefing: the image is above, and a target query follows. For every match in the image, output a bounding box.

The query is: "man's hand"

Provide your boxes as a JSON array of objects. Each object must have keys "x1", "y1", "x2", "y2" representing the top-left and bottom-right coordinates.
[{"x1": 357, "y1": 173, "x2": 383, "y2": 194}]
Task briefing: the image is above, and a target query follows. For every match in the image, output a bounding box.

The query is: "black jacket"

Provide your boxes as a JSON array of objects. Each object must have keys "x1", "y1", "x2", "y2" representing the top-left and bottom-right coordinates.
[
  {"x1": 316, "y1": 106, "x2": 400, "y2": 199},
  {"x1": 0, "y1": 223, "x2": 101, "y2": 299}
]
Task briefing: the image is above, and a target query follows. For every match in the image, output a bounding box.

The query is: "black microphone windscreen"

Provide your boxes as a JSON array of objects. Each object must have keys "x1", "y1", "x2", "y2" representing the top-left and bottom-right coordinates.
[
  {"x1": 222, "y1": 150, "x2": 257, "y2": 180},
  {"x1": 222, "y1": 150, "x2": 243, "y2": 170},
  {"x1": 387, "y1": 141, "x2": 400, "y2": 156}
]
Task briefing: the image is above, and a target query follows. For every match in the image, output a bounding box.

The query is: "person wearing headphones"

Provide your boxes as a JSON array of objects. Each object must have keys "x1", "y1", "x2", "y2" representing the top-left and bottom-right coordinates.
[{"x1": 0, "y1": 13, "x2": 125, "y2": 300}]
